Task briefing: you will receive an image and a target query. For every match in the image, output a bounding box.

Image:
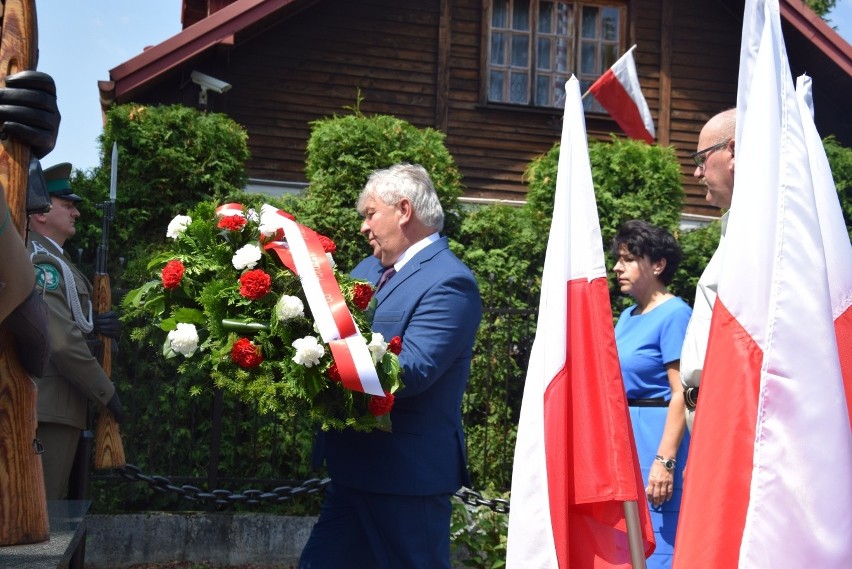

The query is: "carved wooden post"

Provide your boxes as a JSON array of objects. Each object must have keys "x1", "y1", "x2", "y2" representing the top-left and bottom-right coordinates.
[{"x1": 0, "y1": 0, "x2": 50, "y2": 546}]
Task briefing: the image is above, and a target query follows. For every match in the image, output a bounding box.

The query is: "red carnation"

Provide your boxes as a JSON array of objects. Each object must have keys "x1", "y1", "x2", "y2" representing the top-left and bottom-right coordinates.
[
  {"x1": 217, "y1": 214, "x2": 247, "y2": 231},
  {"x1": 388, "y1": 336, "x2": 402, "y2": 355},
  {"x1": 368, "y1": 392, "x2": 395, "y2": 417},
  {"x1": 161, "y1": 260, "x2": 185, "y2": 289},
  {"x1": 318, "y1": 234, "x2": 337, "y2": 254},
  {"x1": 239, "y1": 269, "x2": 272, "y2": 300},
  {"x1": 327, "y1": 362, "x2": 342, "y2": 383},
  {"x1": 231, "y1": 337, "x2": 264, "y2": 368},
  {"x1": 352, "y1": 283, "x2": 374, "y2": 311}
]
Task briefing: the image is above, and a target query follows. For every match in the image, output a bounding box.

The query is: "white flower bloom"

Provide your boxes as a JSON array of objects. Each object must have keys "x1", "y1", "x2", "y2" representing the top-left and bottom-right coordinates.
[
  {"x1": 368, "y1": 332, "x2": 387, "y2": 363},
  {"x1": 275, "y1": 295, "x2": 304, "y2": 321},
  {"x1": 259, "y1": 203, "x2": 288, "y2": 238},
  {"x1": 168, "y1": 323, "x2": 199, "y2": 357},
  {"x1": 166, "y1": 215, "x2": 192, "y2": 240},
  {"x1": 215, "y1": 206, "x2": 244, "y2": 218},
  {"x1": 246, "y1": 208, "x2": 259, "y2": 222},
  {"x1": 232, "y1": 244, "x2": 262, "y2": 270},
  {"x1": 292, "y1": 336, "x2": 325, "y2": 368}
]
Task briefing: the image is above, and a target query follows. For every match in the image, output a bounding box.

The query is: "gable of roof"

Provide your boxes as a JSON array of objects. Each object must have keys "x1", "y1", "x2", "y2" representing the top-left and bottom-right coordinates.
[{"x1": 98, "y1": 0, "x2": 320, "y2": 108}]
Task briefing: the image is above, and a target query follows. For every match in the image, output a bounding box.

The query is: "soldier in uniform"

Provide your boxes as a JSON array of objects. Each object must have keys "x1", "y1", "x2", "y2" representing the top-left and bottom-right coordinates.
[{"x1": 28, "y1": 163, "x2": 122, "y2": 499}]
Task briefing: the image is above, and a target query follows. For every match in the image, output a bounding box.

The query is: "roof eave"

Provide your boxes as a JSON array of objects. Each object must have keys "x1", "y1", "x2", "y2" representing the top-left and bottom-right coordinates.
[
  {"x1": 781, "y1": 0, "x2": 852, "y2": 76},
  {"x1": 98, "y1": 0, "x2": 307, "y2": 109}
]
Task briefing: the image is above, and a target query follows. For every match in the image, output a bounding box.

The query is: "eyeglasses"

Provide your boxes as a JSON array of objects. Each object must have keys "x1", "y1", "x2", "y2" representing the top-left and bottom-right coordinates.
[{"x1": 691, "y1": 141, "x2": 730, "y2": 169}]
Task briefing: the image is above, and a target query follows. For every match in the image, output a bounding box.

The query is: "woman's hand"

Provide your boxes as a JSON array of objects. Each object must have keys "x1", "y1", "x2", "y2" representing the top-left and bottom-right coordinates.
[{"x1": 646, "y1": 460, "x2": 674, "y2": 507}]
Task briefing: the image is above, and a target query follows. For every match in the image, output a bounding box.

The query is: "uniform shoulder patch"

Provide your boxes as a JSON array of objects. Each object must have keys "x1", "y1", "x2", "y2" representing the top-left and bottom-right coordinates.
[{"x1": 35, "y1": 263, "x2": 61, "y2": 291}]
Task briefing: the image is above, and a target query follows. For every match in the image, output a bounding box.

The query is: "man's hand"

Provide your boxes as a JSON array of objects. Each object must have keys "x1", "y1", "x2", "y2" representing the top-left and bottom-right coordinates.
[
  {"x1": 105, "y1": 389, "x2": 123, "y2": 424},
  {"x1": 0, "y1": 71, "x2": 61, "y2": 158},
  {"x1": 93, "y1": 310, "x2": 122, "y2": 340}
]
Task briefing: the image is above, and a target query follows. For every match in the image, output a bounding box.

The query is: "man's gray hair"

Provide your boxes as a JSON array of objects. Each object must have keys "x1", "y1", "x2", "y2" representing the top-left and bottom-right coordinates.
[{"x1": 357, "y1": 163, "x2": 444, "y2": 231}]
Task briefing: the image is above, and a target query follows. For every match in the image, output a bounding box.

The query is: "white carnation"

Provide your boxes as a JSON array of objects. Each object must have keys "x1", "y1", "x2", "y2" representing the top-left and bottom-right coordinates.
[
  {"x1": 215, "y1": 206, "x2": 244, "y2": 218},
  {"x1": 232, "y1": 244, "x2": 262, "y2": 270},
  {"x1": 166, "y1": 215, "x2": 192, "y2": 240},
  {"x1": 368, "y1": 332, "x2": 387, "y2": 363},
  {"x1": 259, "y1": 203, "x2": 288, "y2": 238},
  {"x1": 292, "y1": 336, "x2": 325, "y2": 368},
  {"x1": 275, "y1": 295, "x2": 304, "y2": 321},
  {"x1": 168, "y1": 323, "x2": 199, "y2": 357}
]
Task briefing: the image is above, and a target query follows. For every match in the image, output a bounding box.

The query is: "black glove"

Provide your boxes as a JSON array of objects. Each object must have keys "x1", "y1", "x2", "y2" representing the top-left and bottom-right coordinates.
[
  {"x1": 27, "y1": 156, "x2": 51, "y2": 214},
  {"x1": 0, "y1": 71, "x2": 61, "y2": 158},
  {"x1": 93, "y1": 310, "x2": 122, "y2": 340},
  {"x1": 105, "y1": 389, "x2": 123, "y2": 424}
]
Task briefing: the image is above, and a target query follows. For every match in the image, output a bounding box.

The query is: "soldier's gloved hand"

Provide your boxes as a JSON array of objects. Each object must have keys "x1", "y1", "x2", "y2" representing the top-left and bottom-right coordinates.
[
  {"x1": 0, "y1": 71, "x2": 61, "y2": 158},
  {"x1": 105, "y1": 388, "x2": 123, "y2": 424},
  {"x1": 93, "y1": 310, "x2": 121, "y2": 340}
]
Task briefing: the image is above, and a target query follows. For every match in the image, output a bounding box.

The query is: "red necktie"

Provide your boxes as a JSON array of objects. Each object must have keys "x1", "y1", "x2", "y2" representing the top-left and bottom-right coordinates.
[{"x1": 375, "y1": 266, "x2": 396, "y2": 292}]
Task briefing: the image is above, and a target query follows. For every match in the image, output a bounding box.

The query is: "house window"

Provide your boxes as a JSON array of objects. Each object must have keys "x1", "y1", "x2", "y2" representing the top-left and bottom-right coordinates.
[{"x1": 487, "y1": 0, "x2": 624, "y2": 111}]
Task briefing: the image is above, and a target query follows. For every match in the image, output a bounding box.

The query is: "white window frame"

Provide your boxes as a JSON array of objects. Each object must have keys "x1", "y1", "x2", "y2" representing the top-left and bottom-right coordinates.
[{"x1": 485, "y1": 0, "x2": 626, "y2": 111}]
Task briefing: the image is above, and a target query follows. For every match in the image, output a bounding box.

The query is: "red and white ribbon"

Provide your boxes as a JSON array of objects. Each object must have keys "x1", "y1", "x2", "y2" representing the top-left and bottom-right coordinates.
[
  {"x1": 215, "y1": 203, "x2": 246, "y2": 217},
  {"x1": 256, "y1": 204, "x2": 383, "y2": 396}
]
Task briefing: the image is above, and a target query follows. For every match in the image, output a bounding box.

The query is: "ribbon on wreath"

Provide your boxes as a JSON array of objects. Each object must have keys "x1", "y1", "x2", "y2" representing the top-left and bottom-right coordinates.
[{"x1": 217, "y1": 203, "x2": 384, "y2": 396}]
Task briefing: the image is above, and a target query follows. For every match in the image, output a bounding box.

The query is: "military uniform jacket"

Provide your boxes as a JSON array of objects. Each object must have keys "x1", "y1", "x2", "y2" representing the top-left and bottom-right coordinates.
[{"x1": 28, "y1": 230, "x2": 114, "y2": 429}]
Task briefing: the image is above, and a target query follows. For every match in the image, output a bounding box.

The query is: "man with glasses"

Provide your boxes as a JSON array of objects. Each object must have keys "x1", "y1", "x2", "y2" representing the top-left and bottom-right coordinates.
[{"x1": 680, "y1": 108, "x2": 736, "y2": 431}]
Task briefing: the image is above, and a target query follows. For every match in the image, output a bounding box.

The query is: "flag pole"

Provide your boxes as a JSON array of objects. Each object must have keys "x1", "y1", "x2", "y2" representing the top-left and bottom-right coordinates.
[{"x1": 623, "y1": 501, "x2": 648, "y2": 569}]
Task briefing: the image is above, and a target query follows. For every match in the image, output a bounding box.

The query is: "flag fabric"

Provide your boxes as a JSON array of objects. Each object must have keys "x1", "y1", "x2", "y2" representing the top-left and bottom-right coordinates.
[
  {"x1": 796, "y1": 74, "x2": 852, "y2": 423},
  {"x1": 506, "y1": 75, "x2": 654, "y2": 569},
  {"x1": 672, "y1": 1, "x2": 852, "y2": 567},
  {"x1": 587, "y1": 45, "x2": 655, "y2": 143}
]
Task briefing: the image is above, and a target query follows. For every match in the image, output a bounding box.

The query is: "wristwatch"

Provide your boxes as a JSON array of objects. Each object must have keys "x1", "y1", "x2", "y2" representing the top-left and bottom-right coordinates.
[{"x1": 655, "y1": 455, "x2": 676, "y2": 471}]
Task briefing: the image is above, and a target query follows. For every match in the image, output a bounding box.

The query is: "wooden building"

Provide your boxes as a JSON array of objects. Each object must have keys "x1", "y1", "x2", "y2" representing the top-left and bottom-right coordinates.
[{"x1": 98, "y1": 0, "x2": 852, "y2": 219}]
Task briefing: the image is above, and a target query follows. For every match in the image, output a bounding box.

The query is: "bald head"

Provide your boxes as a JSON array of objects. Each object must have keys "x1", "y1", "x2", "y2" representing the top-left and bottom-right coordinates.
[
  {"x1": 694, "y1": 108, "x2": 736, "y2": 210},
  {"x1": 703, "y1": 108, "x2": 736, "y2": 145}
]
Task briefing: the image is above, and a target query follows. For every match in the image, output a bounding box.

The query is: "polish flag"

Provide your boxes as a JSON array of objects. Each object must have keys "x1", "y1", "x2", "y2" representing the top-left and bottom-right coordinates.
[
  {"x1": 506, "y1": 75, "x2": 654, "y2": 568},
  {"x1": 673, "y1": 1, "x2": 852, "y2": 567},
  {"x1": 587, "y1": 45, "x2": 655, "y2": 143}
]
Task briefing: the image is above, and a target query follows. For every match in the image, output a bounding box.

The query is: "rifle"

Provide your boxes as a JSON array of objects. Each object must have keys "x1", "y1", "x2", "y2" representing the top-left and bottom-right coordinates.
[
  {"x1": 0, "y1": 0, "x2": 50, "y2": 546},
  {"x1": 93, "y1": 142, "x2": 126, "y2": 469}
]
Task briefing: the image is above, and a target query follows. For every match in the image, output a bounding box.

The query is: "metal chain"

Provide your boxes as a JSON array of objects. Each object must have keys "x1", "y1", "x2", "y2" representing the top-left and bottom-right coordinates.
[{"x1": 114, "y1": 464, "x2": 510, "y2": 513}]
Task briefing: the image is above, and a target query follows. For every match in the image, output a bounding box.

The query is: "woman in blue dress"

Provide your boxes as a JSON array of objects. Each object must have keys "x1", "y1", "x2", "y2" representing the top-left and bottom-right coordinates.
[{"x1": 611, "y1": 220, "x2": 692, "y2": 569}]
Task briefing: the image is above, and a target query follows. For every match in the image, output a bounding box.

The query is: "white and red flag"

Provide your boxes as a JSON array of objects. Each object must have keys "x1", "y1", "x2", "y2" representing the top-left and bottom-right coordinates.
[
  {"x1": 673, "y1": 1, "x2": 852, "y2": 567},
  {"x1": 587, "y1": 45, "x2": 655, "y2": 143},
  {"x1": 506, "y1": 75, "x2": 654, "y2": 568}
]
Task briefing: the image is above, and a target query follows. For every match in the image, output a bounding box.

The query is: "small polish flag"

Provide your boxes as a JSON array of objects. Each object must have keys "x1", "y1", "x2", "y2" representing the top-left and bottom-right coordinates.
[{"x1": 588, "y1": 45, "x2": 655, "y2": 143}]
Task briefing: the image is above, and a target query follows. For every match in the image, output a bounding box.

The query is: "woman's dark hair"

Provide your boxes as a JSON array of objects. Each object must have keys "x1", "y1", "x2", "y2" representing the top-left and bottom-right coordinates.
[{"x1": 611, "y1": 219, "x2": 682, "y2": 285}]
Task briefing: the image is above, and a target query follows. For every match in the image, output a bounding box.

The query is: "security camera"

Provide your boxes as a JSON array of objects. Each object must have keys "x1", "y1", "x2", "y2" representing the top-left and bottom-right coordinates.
[
  {"x1": 191, "y1": 71, "x2": 231, "y2": 93},
  {"x1": 191, "y1": 71, "x2": 232, "y2": 105}
]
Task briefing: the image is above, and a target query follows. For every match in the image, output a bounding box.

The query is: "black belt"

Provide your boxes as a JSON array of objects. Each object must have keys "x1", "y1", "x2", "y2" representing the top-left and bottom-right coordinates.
[
  {"x1": 684, "y1": 387, "x2": 699, "y2": 411},
  {"x1": 627, "y1": 397, "x2": 669, "y2": 407}
]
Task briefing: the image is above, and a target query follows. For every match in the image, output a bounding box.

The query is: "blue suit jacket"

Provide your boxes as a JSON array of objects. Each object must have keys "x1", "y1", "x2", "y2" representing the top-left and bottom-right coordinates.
[{"x1": 319, "y1": 237, "x2": 481, "y2": 496}]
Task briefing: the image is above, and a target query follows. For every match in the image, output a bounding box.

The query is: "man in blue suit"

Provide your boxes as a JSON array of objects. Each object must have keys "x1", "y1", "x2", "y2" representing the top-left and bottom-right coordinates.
[{"x1": 299, "y1": 163, "x2": 482, "y2": 569}]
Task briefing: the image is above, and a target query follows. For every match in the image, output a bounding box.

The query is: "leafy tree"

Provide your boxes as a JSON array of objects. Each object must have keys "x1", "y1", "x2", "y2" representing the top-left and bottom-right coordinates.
[
  {"x1": 824, "y1": 135, "x2": 852, "y2": 239},
  {"x1": 67, "y1": 104, "x2": 251, "y2": 276},
  {"x1": 295, "y1": 102, "x2": 465, "y2": 271},
  {"x1": 804, "y1": 0, "x2": 837, "y2": 18}
]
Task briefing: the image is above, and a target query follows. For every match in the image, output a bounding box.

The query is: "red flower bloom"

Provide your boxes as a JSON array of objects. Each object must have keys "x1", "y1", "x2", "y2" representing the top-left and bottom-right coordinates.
[
  {"x1": 327, "y1": 362, "x2": 342, "y2": 383},
  {"x1": 231, "y1": 338, "x2": 264, "y2": 368},
  {"x1": 318, "y1": 234, "x2": 337, "y2": 254},
  {"x1": 161, "y1": 260, "x2": 185, "y2": 289},
  {"x1": 352, "y1": 283, "x2": 374, "y2": 311},
  {"x1": 239, "y1": 269, "x2": 272, "y2": 300},
  {"x1": 368, "y1": 392, "x2": 395, "y2": 417},
  {"x1": 388, "y1": 336, "x2": 402, "y2": 355},
  {"x1": 217, "y1": 214, "x2": 247, "y2": 231}
]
